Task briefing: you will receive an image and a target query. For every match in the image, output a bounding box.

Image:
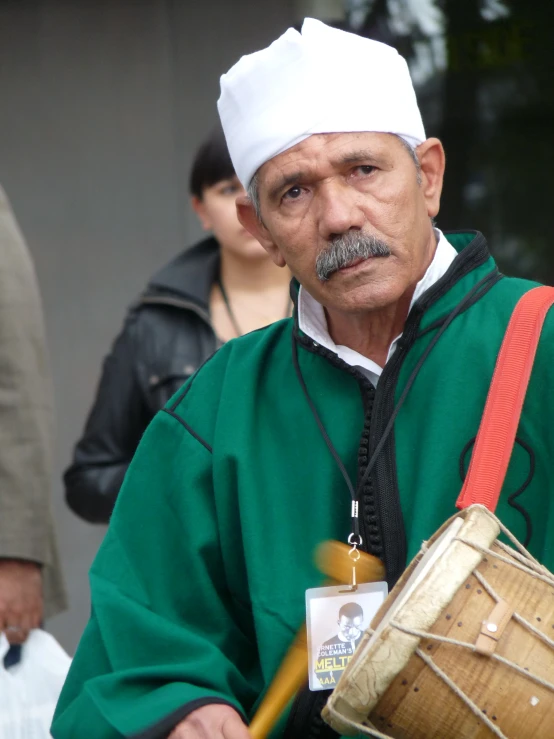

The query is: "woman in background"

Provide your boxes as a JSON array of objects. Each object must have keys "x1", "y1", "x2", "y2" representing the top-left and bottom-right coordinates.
[{"x1": 64, "y1": 128, "x2": 292, "y2": 523}]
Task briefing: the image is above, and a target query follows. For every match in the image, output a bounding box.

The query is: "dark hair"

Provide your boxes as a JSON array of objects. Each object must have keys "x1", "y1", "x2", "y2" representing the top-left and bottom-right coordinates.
[
  {"x1": 339, "y1": 602, "x2": 364, "y2": 620},
  {"x1": 189, "y1": 126, "x2": 236, "y2": 199}
]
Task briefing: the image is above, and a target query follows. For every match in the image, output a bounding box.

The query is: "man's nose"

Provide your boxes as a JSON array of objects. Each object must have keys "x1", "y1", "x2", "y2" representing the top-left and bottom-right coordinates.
[{"x1": 316, "y1": 180, "x2": 365, "y2": 240}]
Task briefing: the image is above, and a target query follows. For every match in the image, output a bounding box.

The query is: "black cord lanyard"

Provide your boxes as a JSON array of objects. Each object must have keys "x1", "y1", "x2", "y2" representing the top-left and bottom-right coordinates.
[
  {"x1": 292, "y1": 269, "x2": 500, "y2": 552},
  {"x1": 217, "y1": 275, "x2": 293, "y2": 338}
]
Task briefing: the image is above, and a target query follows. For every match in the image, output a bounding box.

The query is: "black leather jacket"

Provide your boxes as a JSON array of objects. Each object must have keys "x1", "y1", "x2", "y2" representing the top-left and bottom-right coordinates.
[{"x1": 64, "y1": 237, "x2": 220, "y2": 523}]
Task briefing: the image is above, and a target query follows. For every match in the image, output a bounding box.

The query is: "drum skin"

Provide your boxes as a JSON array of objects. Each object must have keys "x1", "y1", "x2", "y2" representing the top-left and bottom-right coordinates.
[{"x1": 323, "y1": 506, "x2": 554, "y2": 739}]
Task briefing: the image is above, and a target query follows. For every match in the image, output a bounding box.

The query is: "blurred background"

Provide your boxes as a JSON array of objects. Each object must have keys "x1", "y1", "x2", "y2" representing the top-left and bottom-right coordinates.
[{"x1": 0, "y1": 0, "x2": 552, "y2": 653}]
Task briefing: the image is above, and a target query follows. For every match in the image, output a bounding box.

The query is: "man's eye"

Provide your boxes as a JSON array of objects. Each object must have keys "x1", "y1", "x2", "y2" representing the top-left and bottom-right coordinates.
[
  {"x1": 283, "y1": 186, "x2": 303, "y2": 200},
  {"x1": 356, "y1": 165, "x2": 375, "y2": 176}
]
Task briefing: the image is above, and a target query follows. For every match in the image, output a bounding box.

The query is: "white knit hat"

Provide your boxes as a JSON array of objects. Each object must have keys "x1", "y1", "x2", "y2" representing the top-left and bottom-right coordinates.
[{"x1": 218, "y1": 18, "x2": 426, "y2": 188}]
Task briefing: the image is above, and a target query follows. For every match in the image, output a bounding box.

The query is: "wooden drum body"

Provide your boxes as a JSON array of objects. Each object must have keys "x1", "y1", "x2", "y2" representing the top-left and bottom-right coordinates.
[{"x1": 323, "y1": 505, "x2": 554, "y2": 739}]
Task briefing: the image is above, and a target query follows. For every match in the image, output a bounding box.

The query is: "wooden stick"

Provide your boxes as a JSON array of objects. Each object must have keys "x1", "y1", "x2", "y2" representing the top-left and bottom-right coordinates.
[{"x1": 249, "y1": 625, "x2": 308, "y2": 739}]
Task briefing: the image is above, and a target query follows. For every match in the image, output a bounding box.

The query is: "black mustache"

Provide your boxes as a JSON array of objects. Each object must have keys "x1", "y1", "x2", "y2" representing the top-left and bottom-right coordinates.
[{"x1": 315, "y1": 231, "x2": 392, "y2": 281}]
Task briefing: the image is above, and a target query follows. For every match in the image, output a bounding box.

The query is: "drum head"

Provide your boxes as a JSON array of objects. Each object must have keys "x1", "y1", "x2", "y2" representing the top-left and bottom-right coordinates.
[{"x1": 370, "y1": 515, "x2": 465, "y2": 643}]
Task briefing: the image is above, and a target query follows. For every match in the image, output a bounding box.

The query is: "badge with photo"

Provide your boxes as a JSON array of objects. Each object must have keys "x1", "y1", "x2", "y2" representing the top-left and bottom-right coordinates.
[{"x1": 305, "y1": 582, "x2": 388, "y2": 691}]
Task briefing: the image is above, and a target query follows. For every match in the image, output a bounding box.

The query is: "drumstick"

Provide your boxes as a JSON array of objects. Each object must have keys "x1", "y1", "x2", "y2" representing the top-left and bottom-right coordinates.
[
  {"x1": 249, "y1": 542, "x2": 384, "y2": 739},
  {"x1": 248, "y1": 625, "x2": 308, "y2": 739}
]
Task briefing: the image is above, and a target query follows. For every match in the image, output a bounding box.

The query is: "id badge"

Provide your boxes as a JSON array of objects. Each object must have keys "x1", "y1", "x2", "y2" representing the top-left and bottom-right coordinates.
[{"x1": 305, "y1": 581, "x2": 388, "y2": 691}]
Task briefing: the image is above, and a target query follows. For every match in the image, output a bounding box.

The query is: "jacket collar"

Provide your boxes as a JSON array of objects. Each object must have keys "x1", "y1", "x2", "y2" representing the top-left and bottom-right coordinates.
[{"x1": 144, "y1": 237, "x2": 220, "y2": 310}]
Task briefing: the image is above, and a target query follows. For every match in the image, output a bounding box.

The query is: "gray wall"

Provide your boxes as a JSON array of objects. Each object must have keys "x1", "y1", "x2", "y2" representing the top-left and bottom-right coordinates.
[{"x1": 0, "y1": 0, "x2": 295, "y2": 653}]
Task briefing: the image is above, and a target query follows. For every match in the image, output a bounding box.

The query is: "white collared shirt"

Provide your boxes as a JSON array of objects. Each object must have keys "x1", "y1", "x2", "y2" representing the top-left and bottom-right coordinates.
[{"x1": 298, "y1": 229, "x2": 458, "y2": 386}]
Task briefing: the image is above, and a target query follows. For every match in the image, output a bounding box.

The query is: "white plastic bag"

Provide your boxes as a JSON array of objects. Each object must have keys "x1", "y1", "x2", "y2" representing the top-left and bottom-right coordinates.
[{"x1": 0, "y1": 629, "x2": 71, "y2": 739}]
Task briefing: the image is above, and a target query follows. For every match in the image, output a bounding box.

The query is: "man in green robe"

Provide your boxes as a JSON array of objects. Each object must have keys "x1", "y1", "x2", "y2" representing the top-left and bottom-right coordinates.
[{"x1": 52, "y1": 18, "x2": 554, "y2": 739}]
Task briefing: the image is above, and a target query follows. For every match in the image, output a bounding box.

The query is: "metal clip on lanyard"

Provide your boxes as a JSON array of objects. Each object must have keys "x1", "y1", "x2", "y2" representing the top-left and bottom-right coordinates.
[{"x1": 346, "y1": 501, "x2": 362, "y2": 591}]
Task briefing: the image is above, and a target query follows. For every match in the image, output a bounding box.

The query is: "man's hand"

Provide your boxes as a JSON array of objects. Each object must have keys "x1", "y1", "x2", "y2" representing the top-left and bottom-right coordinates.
[
  {"x1": 169, "y1": 704, "x2": 251, "y2": 739},
  {"x1": 0, "y1": 560, "x2": 43, "y2": 644}
]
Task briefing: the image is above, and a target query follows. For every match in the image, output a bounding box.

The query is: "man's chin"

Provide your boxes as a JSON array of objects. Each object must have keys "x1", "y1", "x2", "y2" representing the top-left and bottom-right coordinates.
[{"x1": 321, "y1": 280, "x2": 407, "y2": 315}]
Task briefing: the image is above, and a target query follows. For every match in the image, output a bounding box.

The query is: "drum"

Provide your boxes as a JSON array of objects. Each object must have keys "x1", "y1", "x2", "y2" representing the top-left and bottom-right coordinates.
[{"x1": 322, "y1": 504, "x2": 554, "y2": 738}]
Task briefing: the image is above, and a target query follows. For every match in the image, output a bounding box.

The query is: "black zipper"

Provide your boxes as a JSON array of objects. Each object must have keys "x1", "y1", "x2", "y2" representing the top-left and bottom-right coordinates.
[
  {"x1": 356, "y1": 379, "x2": 380, "y2": 561},
  {"x1": 368, "y1": 303, "x2": 425, "y2": 584}
]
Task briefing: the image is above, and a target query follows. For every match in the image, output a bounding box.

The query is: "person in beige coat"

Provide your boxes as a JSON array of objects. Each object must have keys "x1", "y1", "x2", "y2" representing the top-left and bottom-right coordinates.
[{"x1": 0, "y1": 186, "x2": 66, "y2": 666}]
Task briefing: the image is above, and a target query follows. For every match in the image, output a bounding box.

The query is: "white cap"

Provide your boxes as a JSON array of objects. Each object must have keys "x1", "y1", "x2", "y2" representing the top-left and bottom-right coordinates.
[{"x1": 218, "y1": 18, "x2": 426, "y2": 188}]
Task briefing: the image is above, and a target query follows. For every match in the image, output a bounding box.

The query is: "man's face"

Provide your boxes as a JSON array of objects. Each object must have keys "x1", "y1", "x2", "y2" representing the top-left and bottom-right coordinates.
[
  {"x1": 239, "y1": 132, "x2": 444, "y2": 314},
  {"x1": 192, "y1": 175, "x2": 267, "y2": 261},
  {"x1": 338, "y1": 614, "x2": 363, "y2": 641}
]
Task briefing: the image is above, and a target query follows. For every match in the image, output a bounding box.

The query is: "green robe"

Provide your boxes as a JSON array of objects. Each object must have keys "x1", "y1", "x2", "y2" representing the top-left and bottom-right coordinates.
[{"x1": 52, "y1": 232, "x2": 554, "y2": 738}]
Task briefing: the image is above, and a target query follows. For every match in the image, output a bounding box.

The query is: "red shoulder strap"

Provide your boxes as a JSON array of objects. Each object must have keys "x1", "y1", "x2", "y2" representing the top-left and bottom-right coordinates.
[{"x1": 456, "y1": 285, "x2": 554, "y2": 512}]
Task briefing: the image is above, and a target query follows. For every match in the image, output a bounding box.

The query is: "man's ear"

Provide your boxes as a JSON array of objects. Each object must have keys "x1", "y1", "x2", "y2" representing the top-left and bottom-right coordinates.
[
  {"x1": 236, "y1": 194, "x2": 287, "y2": 267},
  {"x1": 191, "y1": 196, "x2": 212, "y2": 231},
  {"x1": 416, "y1": 137, "x2": 445, "y2": 219}
]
